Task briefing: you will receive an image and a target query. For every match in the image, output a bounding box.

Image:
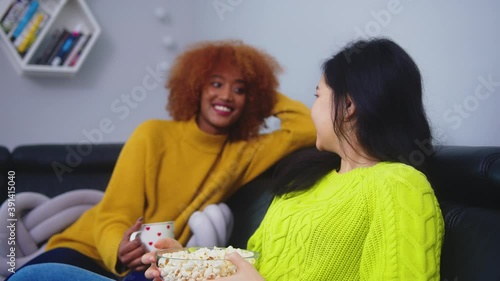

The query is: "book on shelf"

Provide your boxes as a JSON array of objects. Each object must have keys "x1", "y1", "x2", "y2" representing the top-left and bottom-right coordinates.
[
  {"x1": 10, "y1": 0, "x2": 38, "y2": 42},
  {"x1": 0, "y1": 0, "x2": 31, "y2": 34},
  {"x1": 34, "y1": 27, "x2": 90, "y2": 67},
  {"x1": 6, "y1": 1, "x2": 31, "y2": 38},
  {"x1": 1, "y1": 0, "x2": 53, "y2": 57},
  {"x1": 14, "y1": 10, "x2": 49, "y2": 56},
  {"x1": 42, "y1": 28, "x2": 70, "y2": 65},
  {"x1": 64, "y1": 33, "x2": 91, "y2": 67},
  {"x1": 50, "y1": 30, "x2": 82, "y2": 66},
  {"x1": 34, "y1": 27, "x2": 60, "y2": 64}
]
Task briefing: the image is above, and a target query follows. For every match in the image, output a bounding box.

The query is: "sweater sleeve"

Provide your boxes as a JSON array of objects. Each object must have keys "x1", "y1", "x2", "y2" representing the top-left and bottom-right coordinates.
[
  {"x1": 92, "y1": 121, "x2": 156, "y2": 275},
  {"x1": 360, "y1": 170, "x2": 444, "y2": 281},
  {"x1": 239, "y1": 92, "x2": 316, "y2": 184},
  {"x1": 270, "y1": 92, "x2": 316, "y2": 142},
  {"x1": 246, "y1": 209, "x2": 265, "y2": 271}
]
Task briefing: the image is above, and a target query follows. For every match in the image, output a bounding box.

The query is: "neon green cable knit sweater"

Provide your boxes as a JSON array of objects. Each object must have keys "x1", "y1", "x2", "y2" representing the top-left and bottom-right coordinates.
[{"x1": 248, "y1": 162, "x2": 444, "y2": 281}]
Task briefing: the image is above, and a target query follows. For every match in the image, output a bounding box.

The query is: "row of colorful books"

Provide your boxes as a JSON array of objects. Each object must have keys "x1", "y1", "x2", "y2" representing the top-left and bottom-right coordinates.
[
  {"x1": 0, "y1": 0, "x2": 50, "y2": 57},
  {"x1": 34, "y1": 28, "x2": 92, "y2": 66}
]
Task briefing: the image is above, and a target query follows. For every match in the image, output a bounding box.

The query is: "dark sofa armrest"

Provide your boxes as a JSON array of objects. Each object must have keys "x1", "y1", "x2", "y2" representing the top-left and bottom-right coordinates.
[{"x1": 428, "y1": 145, "x2": 500, "y2": 209}]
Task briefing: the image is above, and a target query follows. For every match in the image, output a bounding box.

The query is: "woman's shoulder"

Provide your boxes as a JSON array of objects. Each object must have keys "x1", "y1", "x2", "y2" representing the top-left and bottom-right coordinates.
[
  {"x1": 363, "y1": 163, "x2": 438, "y2": 214},
  {"x1": 369, "y1": 162, "x2": 432, "y2": 192}
]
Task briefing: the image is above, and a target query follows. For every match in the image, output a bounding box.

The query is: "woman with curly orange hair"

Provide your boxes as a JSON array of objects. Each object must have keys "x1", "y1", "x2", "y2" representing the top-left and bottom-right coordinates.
[
  {"x1": 8, "y1": 40, "x2": 316, "y2": 281},
  {"x1": 167, "y1": 40, "x2": 281, "y2": 140}
]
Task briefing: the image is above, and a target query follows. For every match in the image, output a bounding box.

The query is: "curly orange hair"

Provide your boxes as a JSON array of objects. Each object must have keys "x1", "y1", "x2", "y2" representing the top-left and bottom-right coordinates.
[{"x1": 166, "y1": 40, "x2": 282, "y2": 140}]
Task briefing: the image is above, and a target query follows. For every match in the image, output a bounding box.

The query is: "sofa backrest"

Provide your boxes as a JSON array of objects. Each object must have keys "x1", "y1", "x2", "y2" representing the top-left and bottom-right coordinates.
[
  {"x1": 0, "y1": 146, "x2": 12, "y2": 203},
  {"x1": 428, "y1": 145, "x2": 500, "y2": 209},
  {"x1": 225, "y1": 167, "x2": 274, "y2": 248},
  {"x1": 7, "y1": 144, "x2": 123, "y2": 198}
]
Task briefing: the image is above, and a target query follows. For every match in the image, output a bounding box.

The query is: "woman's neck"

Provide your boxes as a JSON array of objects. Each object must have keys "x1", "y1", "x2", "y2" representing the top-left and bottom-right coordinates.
[
  {"x1": 337, "y1": 143, "x2": 379, "y2": 174},
  {"x1": 338, "y1": 157, "x2": 379, "y2": 174}
]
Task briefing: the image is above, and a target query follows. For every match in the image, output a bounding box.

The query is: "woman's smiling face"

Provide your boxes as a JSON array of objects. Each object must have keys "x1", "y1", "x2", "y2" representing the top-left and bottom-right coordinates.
[{"x1": 197, "y1": 63, "x2": 247, "y2": 135}]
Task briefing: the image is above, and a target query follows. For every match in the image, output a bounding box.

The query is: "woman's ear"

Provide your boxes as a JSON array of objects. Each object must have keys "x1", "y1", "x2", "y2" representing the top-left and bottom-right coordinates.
[{"x1": 345, "y1": 95, "x2": 356, "y2": 119}]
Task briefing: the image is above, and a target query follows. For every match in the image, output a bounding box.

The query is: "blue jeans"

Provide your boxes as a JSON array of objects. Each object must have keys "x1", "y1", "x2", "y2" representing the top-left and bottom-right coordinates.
[
  {"x1": 5, "y1": 248, "x2": 117, "y2": 280},
  {"x1": 5, "y1": 248, "x2": 150, "y2": 281},
  {"x1": 7, "y1": 263, "x2": 114, "y2": 281}
]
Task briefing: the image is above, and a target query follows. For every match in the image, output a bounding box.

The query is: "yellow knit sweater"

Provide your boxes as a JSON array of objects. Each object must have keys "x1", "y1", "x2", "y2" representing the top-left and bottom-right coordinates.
[
  {"x1": 46, "y1": 93, "x2": 316, "y2": 275},
  {"x1": 248, "y1": 162, "x2": 444, "y2": 281}
]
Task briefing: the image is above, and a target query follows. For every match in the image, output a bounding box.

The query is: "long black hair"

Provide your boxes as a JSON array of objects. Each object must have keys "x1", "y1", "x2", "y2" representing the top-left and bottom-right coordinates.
[{"x1": 273, "y1": 38, "x2": 433, "y2": 196}]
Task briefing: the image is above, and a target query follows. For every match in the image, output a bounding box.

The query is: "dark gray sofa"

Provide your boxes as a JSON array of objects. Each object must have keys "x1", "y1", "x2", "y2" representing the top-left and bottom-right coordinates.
[{"x1": 1, "y1": 144, "x2": 499, "y2": 280}]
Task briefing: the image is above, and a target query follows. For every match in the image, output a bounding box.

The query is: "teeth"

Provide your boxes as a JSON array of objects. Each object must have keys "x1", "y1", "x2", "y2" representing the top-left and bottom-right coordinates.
[{"x1": 214, "y1": 105, "x2": 231, "y2": 112}]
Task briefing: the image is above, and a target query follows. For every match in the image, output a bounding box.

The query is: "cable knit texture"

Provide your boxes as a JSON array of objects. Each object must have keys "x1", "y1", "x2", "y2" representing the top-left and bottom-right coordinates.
[
  {"x1": 248, "y1": 162, "x2": 444, "y2": 281},
  {"x1": 45, "y1": 93, "x2": 316, "y2": 276}
]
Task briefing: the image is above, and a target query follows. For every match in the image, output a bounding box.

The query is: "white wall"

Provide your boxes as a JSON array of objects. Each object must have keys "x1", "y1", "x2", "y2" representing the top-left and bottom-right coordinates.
[{"x1": 1, "y1": 0, "x2": 499, "y2": 150}]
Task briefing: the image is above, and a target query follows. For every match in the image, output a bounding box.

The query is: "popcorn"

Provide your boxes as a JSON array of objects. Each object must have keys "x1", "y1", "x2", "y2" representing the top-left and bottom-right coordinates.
[{"x1": 157, "y1": 246, "x2": 257, "y2": 281}]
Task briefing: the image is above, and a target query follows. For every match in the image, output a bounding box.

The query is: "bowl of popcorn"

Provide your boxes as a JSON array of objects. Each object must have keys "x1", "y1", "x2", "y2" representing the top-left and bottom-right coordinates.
[{"x1": 156, "y1": 246, "x2": 258, "y2": 281}]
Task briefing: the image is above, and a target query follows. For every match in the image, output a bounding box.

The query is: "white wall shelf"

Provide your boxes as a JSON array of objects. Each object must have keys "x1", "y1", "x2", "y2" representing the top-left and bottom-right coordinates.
[{"x1": 0, "y1": 0, "x2": 100, "y2": 78}]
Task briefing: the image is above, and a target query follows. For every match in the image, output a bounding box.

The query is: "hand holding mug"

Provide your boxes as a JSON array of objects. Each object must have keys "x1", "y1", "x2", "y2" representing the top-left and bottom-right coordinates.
[
  {"x1": 130, "y1": 221, "x2": 175, "y2": 252},
  {"x1": 117, "y1": 217, "x2": 148, "y2": 272}
]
